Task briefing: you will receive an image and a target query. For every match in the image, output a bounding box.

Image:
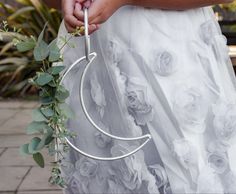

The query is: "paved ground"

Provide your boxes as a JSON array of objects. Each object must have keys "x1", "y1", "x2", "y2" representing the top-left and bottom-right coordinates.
[{"x1": 0, "y1": 101, "x2": 63, "y2": 194}]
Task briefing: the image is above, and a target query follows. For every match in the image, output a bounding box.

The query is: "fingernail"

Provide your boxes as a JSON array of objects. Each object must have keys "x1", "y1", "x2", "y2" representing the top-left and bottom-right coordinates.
[{"x1": 91, "y1": 24, "x2": 97, "y2": 30}]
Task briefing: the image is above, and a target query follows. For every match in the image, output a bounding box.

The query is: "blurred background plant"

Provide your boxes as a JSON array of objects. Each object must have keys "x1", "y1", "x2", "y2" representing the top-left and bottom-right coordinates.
[
  {"x1": 0, "y1": 0, "x2": 62, "y2": 98},
  {"x1": 214, "y1": 1, "x2": 236, "y2": 45}
]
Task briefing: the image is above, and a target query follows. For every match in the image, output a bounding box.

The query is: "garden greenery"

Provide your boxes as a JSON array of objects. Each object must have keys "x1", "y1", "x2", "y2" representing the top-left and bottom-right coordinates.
[
  {"x1": 0, "y1": 0, "x2": 62, "y2": 97},
  {"x1": 0, "y1": 21, "x2": 83, "y2": 187}
]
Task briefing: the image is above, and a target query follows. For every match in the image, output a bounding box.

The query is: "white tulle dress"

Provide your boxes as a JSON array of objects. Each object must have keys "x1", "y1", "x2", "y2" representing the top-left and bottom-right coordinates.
[{"x1": 56, "y1": 5, "x2": 236, "y2": 194}]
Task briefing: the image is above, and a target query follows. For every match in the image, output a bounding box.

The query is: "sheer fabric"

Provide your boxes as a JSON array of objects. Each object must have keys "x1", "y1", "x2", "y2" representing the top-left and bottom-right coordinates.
[{"x1": 57, "y1": 5, "x2": 236, "y2": 194}]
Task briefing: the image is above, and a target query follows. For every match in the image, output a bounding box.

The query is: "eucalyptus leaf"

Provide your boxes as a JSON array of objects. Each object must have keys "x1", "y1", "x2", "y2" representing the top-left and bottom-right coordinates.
[
  {"x1": 33, "y1": 152, "x2": 45, "y2": 168},
  {"x1": 48, "y1": 39, "x2": 61, "y2": 62},
  {"x1": 55, "y1": 86, "x2": 69, "y2": 102},
  {"x1": 33, "y1": 40, "x2": 49, "y2": 61},
  {"x1": 20, "y1": 143, "x2": 30, "y2": 155},
  {"x1": 41, "y1": 106, "x2": 54, "y2": 117},
  {"x1": 36, "y1": 73, "x2": 53, "y2": 86},
  {"x1": 41, "y1": 96, "x2": 54, "y2": 105},
  {"x1": 33, "y1": 23, "x2": 49, "y2": 61},
  {"x1": 28, "y1": 137, "x2": 41, "y2": 154},
  {"x1": 26, "y1": 121, "x2": 47, "y2": 134},
  {"x1": 48, "y1": 140, "x2": 56, "y2": 156},
  {"x1": 38, "y1": 22, "x2": 48, "y2": 44},
  {"x1": 48, "y1": 81, "x2": 57, "y2": 87},
  {"x1": 37, "y1": 129, "x2": 54, "y2": 150},
  {"x1": 32, "y1": 108, "x2": 47, "y2": 122},
  {"x1": 48, "y1": 66, "x2": 65, "y2": 75},
  {"x1": 16, "y1": 38, "x2": 36, "y2": 52}
]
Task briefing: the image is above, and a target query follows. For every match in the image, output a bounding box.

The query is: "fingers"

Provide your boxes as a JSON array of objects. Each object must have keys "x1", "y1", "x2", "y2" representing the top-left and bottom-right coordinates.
[
  {"x1": 74, "y1": 2, "x2": 84, "y2": 21},
  {"x1": 62, "y1": 0, "x2": 84, "y2": 33},
  {"x1": 63, "y1": 0, "x2": 99, "y2": 34},
  {"x1": 88, "y1": 24, "x2": 98, "y2": 35},
  {"x1": 64, "y1": 14, "x2": 84, "y2": 32},
  {"x1": 87, "y1": 0, "x2": 103, "y2": 24},
  {"x1": 73, "y1": 1, "x2": 100, "y2": 35},
  {"x1": 83, "y1": 0, "x2": 92, "y2": 8}
]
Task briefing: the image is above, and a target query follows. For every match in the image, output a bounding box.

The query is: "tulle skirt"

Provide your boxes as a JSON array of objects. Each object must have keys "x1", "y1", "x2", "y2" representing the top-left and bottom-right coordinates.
[{"x1": 57, "y1": 5, "x2": 236, "y2": 194}]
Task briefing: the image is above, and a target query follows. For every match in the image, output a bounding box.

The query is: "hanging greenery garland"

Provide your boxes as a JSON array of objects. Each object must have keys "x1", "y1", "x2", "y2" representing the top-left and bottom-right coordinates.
[{"x1": 0, "y1": 21, "x2": 83, "y2": 188}]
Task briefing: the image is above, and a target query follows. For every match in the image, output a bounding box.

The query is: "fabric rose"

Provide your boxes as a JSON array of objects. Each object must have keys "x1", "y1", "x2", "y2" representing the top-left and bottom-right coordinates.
[
  {"x1": 69, "y1": 176, "x2": 89, "y2": 194},
  {"x1": 148, "y1": 164, "x2": 168, "y2": 188},
  {"x1": 93, "y1": 121, "x2": 112, "y2": 148},
  {"x1": 75, "y1": 157, "x2": 98, "y2": 178},
  {"x1": 152, "y1": 51, "x2": 177, "y2": 76},
  {"x1": 126, "y1": 90, "x2": 153, "y2": 125},
  {"x1": 90, "y1": 72, "x2": 107, "y2": 118},
  {"x1": 207, "y1": 140, "x2": 228, "y2": 153},
  {"x1": 107, "y1": 39, "x2": 123, "y2": 64},
  {"x1": 197, "y1": 166, "x2": 224, "y2": 194},
  {"x1": 125, "y1": 76, "x2": 154, "y2": 125},
  {"x1": 172, "y1": 85, "x2": 208, "y2": 133},
  {"x1": 207, "y1": 152, "x2": 229, "y2": 174},
  {"x1": 110, "y1": 143, "x2": 144, "y2": 191},
  {"x1": 172, "y1": 139, "x2": 198, "y2": 169},
  {"x1": 212, "y1": 100, "x2": 236, "y2": 145},
  {"x1": 60, "y1": 160, "x2": 75, "y2": 183},
  {"x1": 94, "y1": 131, "x2": 112, "y2": 148},
  {"x1": 199, "y1": 20, "x2": 219, "y2": 45},
  {"x1": 222, "y1": 171, "x2": 236, "y2": 194}
]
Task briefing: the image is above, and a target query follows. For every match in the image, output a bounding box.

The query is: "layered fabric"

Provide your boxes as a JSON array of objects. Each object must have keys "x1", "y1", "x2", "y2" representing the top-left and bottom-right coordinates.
[{"x1": 57, "y1": 5, "x2": 236, "y2": 194}]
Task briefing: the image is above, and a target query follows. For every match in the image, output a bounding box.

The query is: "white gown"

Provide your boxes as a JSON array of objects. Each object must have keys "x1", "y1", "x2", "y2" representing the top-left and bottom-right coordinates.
[{"x1": 57, "y1": 5, "x2": 236, "y2": 194}]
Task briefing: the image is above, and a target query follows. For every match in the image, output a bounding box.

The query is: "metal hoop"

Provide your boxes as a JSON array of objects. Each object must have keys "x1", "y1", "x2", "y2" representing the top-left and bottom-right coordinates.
[{"x1": 60, "y1": 8, "x2": 152, "y2": 161}]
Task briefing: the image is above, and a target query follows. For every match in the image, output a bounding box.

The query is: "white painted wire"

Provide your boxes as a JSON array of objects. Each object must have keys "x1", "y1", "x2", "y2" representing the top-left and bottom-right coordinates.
[{"x1": 59, "y1": 8, "x2": 152, "y2": 161}]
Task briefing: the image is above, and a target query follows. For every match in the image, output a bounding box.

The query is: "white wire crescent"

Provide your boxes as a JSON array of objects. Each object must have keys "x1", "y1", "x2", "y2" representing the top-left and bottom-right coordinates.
[{"x1": 60, "y1": 8, "x2": 152, "y2": 161}]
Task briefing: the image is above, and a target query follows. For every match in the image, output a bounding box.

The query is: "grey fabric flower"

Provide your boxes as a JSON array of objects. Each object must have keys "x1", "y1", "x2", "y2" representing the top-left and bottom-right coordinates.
[
  {"x1": 172, "y1": 139, "x2": 198, "y2": 169},
  {"x1": 212, "y1": 100, "x2": 236, "y2": 145},
  {"x1": 148, "y1": 164, "x2": 168, "y2": 188},
  {"x1": 94, "y1": 131, "x2": 112, "y2": 148},
  {"x1": 207, "y1": 152, "x2": 229, "y2": 174},
  {"x1": 199, "y1": 20, "x2": 219, "y2": 45},
  {"x1": 110, "y1": 143, "x2": 144, "y2": 191},
  {"x1": 222, "y1": 171, "x2": 236, "y2": 194},
  {"x1": 61, "y1": 161, "x2": 75, "y2": 183},
  {"x1": 207, "y1": 140, "x2": 228, "y2": 153},
  {"x1": 126, "y1": 90, "x2": 153, "y2": 125},
  {"x1": 197, "y1": 166, "x2": 224, "y2": 194},
  {"x1": 107, "y1": 40, "x2": 123, "y2": 64},
  {"x1": 153, "y1": 51, "x2": 177, "y2": 76},
  {"x1": 172, "y1": 85, "x2": 208, "y2": 133},
  {"x1": 75, "y1": 157, "x2": 98, "y2": 178},
  {"x1": 93, "y1": 121, "x2": 112, "y2": 148}
]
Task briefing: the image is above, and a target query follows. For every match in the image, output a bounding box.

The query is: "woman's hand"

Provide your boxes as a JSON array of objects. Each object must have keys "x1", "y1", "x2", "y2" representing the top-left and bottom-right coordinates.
[
  {"x1": 76, "y1": 0, "x2": 129, "y2": 25},
  {"x1": 62, "y1": 0, "x2": 98, "y2": 33}
]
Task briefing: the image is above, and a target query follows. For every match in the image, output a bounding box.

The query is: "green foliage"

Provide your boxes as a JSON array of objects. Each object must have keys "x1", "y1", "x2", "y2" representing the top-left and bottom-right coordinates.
[
  {"x1": 0, "y1": 0, "x2": 62, "y2": 98},
  {"x1": 33, "y1": 152, "x2": 45, "y2": 168},
  {"x1": 1, "y1": 22, "x2": 84, "y2": 188},
  {"x1": 219, "y1": 1, "x2": 236, "y2": 11}
]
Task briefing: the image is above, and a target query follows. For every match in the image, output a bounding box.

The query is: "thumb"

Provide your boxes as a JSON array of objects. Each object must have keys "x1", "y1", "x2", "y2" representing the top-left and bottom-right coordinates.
[
  {"x1": 88, "y1": 1, "x2": 103, "y2": 24},
  {"x1": 75, "y1": 0, "x2": 91, "y2": 8}
]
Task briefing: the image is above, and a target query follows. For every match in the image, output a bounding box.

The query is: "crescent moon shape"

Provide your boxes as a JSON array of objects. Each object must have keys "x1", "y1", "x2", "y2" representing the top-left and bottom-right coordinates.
[{"x1": 58, "y1": 8, "x2": 152, "y2": 161}]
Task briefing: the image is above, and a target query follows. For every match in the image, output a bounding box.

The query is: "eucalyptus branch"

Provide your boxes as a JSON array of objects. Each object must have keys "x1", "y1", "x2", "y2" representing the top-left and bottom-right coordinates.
[{"x1": 0, "y1": 21, "x2": 83, "y2": 188}]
